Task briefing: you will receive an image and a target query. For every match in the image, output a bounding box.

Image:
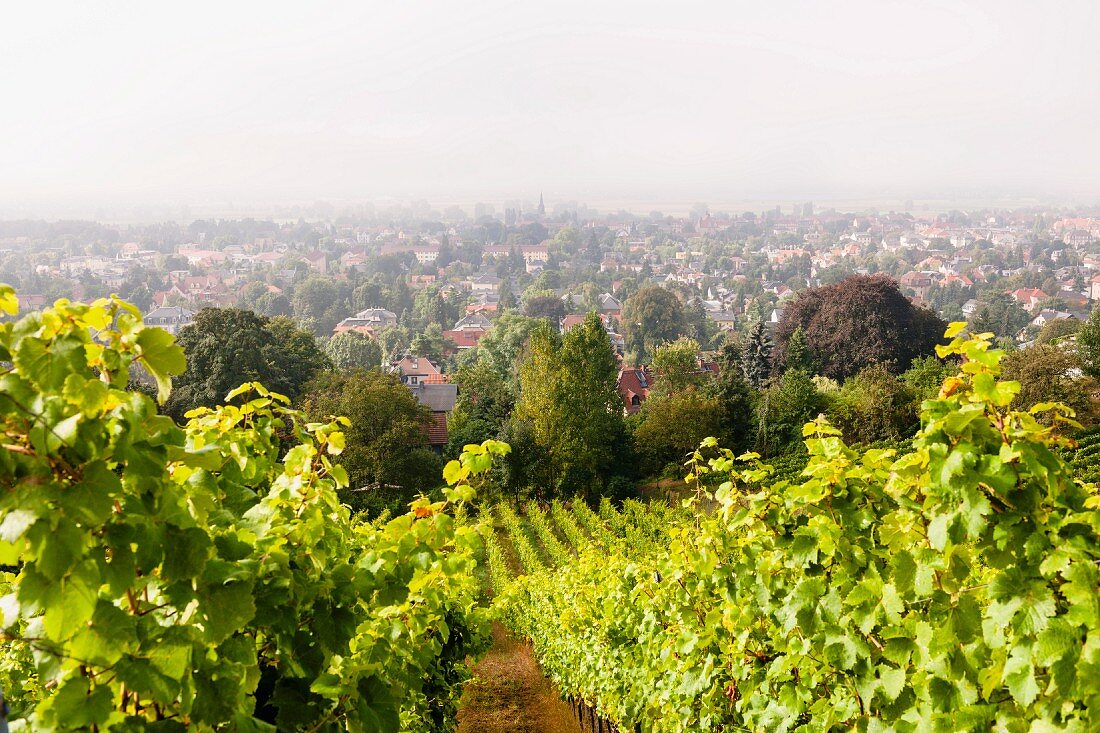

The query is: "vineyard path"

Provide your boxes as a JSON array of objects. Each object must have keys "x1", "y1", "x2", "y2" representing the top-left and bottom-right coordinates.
[{"x1": 456, "y1": 621, "x2": 582, "y2": 733}]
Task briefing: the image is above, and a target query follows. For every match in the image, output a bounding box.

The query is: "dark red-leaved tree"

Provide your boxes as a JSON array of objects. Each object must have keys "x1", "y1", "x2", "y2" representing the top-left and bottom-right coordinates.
[{"x1": 773, "y1": 274, "x2": 946, "y2": 381}]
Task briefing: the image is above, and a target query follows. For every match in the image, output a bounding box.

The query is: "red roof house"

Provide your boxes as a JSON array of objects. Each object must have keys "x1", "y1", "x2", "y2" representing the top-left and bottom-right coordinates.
[{"x1": 617, "y1": 366, "x2": 652, "y2": 414}]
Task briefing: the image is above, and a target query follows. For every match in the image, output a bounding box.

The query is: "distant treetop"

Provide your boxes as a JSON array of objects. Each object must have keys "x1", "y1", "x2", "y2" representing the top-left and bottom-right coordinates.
[{"x1": 773, "y1": 274, "x2": 946, "y2": 381}]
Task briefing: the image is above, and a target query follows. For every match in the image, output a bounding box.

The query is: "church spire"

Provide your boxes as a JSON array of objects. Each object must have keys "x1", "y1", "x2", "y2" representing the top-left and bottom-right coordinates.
[{"x1": 538, "y1": 192, "x2": 545, "y2": 217}]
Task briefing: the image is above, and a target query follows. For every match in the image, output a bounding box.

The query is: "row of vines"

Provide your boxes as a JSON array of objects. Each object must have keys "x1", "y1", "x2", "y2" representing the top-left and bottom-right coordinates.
[
  {"x1": 488, "y1": 324, "x2": 1100, "y2": 732},
  {"x1": 1063, "y1": 425, "x2": 1100, "y2": 484}
]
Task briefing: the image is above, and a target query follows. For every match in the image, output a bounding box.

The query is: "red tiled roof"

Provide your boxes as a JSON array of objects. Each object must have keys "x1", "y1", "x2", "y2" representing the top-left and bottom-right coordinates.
[
  {"x1": 442, "y1": 329, "x2": 485, "y2": 349},
  {"x1": 942, "y1": 273, "x2": 973, "y2": 287},
  {"x1": 423, "y1": 412, "x2": 448, "y2": 446},
  {"x1": 560, "y1": 314, "x2": 586, "y2": 331},
  {"x1": 1010, "y1": 288, "x2": 1045, "y2": 304},
  {"x1": 394, "y1": 356, "x2": 441, "y2": 377},
  {"x1": 617, "y1": 367, "x2": 651, "y2": 414},
  {"x1": 698, "y1": 360, "x2": 721, "y2": 376}
]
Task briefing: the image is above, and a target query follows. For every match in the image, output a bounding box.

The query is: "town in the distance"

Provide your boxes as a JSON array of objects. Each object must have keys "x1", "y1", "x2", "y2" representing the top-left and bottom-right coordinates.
[{"x1": 4, "y1": 197, "x2": 1100, "y2": 503}]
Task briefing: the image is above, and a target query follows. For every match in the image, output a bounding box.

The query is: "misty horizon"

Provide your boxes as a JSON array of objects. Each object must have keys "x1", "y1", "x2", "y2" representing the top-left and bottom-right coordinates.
[{"x1": 2, "y1": 1, "x2": 1099, "y2": 218}]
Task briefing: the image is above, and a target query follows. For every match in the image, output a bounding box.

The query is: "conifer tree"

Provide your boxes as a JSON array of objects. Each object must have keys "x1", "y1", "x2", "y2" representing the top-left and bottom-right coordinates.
[
  {"x1": 498, "y1": 281, "x2": 517, "y2": 310},
  {"x1": 742, "y1": 320, "x2": 773, "y2": 389},
  {"x1": 706, "y1": 341, "x2": 755, "y2": 451},
  {"x1": 785, "y1": 325, "x2": 812, "y2": 373}
]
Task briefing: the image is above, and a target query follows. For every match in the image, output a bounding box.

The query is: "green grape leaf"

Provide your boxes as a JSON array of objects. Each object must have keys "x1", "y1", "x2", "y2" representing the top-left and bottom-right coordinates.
[
  {"x1": 42, "y1": 563, "x2": 99, "y2": 639},
  {"x1": 1004, "y1": 648, "x2": 1040, "y2": 707},
  {"x1": 199, "y1": 580, "x2": 256, "y2": 643},
  {"x1": 136, "y1": 326, "x2": 186, "y2": 404}
]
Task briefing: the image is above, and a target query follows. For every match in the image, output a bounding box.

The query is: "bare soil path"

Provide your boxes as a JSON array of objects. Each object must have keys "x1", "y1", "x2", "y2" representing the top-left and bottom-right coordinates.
[{"x1": 457, "y1": 622, "x2": 582, "y2": 733}]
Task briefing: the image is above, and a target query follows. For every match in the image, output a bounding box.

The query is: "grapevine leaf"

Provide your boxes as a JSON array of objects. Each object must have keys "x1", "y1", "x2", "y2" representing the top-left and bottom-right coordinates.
[
  {"x1": 1004, "y1": 647, "x2": 1040, "y2": 706},
  {"x1": 136, "y1": 326, "x2": 186, "y2": 404},
  {"x1": 42, "y1": 563, "x2": 99, "y2": 639},
  {"x1": 0, "y1": 284, "x2": 17, "y2": 314},
  {"x1": 0, "y1": 509, "x2": 37, "y2": 543},
  {"x1": 877, "y1": 665, "x2": 906, "y2": 701},
  {"x1": 200, "y1": 580, "x2": 256, "y2": 643}
]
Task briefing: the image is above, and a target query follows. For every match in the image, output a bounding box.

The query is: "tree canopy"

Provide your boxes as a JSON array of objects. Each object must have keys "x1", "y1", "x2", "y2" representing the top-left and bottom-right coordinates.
[
  {"x1": 970, "y1": 291, "x2": 1031, "y2": 340},
  {"x1": 298, "y1": 369, "x2": 440, "y2": 516},
  {"x1": 1076, "y1": 307, "x2": 1100, "y2": 378},
  {"x1": 514, "y1": 313, "x2": 626, "y2": 497},
  {"x1": 447, "y1": 361, "x2": 516, "y2": 456},
  {"x1": 827, "y1": 362, "x2": 919, "y2": 445},
  {"x1": 650, "y1": 336, "x2": 701, "y2": 396},
  {"x1": 475, "y1": 312, "x2": 543, "y2": 383},
  {"x1": 291, "y1": 275, "x2": 342, "y2": 334},
  {"x1": 1036, "y1": 317, "x2": 1082, "y2": 344},
  {"x1": 631, "y1": 390, "x2": 726, "y2": 476},
  {"x1": 1001, "y1": 344, "x2": 1099, "y2": 424},
  {"x1": 523, "y1": 294, "x2": 566, "y2": 324},
  {"x1": 324, "y1": 329, "x2": 383, "y2": 371},
  {"x1": 166, "y1": 308, "x2": 329, "y2": 420},
  {"x1": 703, "y1": 342, "x2": 756, "y2": 453},
  {"x1": 774, "y1": 274, "x2": 946, "y2": 381},
  {"x1": 621, "y1": 285, "x2": 687, "y2": 363},
  {"x1": 755, "y1": 368, "x2": 825, "y2": 457}
]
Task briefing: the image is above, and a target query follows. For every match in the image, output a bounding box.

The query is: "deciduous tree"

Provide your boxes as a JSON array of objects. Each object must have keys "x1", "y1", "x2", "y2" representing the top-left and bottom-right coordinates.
[
  {"x1": 1036, "y1": 317, "x2": 1082, "y2": 344},
  {"x1": 621, "y1": 285, "x2": 687, "y2": 363},
  {"x1": 828, "y1": 363, "x2": 919, "y2": 444},
  {"x1": 476, "y1": 313, "x2": 543, "y2": 383},
  {"x1": 755, "y1": 368, "x2": 824, "y2": 456},
  {"x1": 254, "y1": 290, "x2": 291, "y2": 317},
  {"x1": 514, "y1": 314, "x2": 626, "y2": 497},
  {"x1": 524, "y1": 294, "x2": 566, "y2": 324},
  {"x1": 325, "y1": 329, "x2": 383, "y2": 370},
  {"x1": 1001, "y1": 344, "x2": 1098, "y2": 425},
  {"x1": 299, "y1": 369, "x2": 441, "y2": 515},
  {"x1": 410, "y1": 323, "x2": 455, "y2": 363},
  {"x1": 631, "y1": 390, "x2": 726, "y2": 475},
  {"x1": 651, "y1": 336, "x2": 701, "y2": 396},
  {"x1": 447, "y1": 361, "x2": 516, "y2": 455},
  {"x1": 291, "y1": 275, "x2": 342, "y2": 333},
  {"x1": 774, "y1": 274, "x2": 945, "y2": 381},
  {"x1": 1075, "y1": 307, "x2": 1100, "y2": 378},
  {"x1": 902, "y1": 354, "x2": 955, "y2": 401},
  {"x1": 167, "y1": 308, "x2": 329, "y2": 420}
]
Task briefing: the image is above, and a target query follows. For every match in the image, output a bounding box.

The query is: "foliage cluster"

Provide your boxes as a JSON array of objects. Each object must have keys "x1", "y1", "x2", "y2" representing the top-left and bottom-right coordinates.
[
  {"x1": 773, "y1": 274, "x2": 946, "y2": 381},
  {"x1": 324, "y1": 329, "x2": 383, "y2": 371},
  {"x1": 493, "y1": 324, "x2": 1100, "y2": 732},
  {"x1": 0, "y1": 287, "x2": 492, "y2": 732},
  {"x1": 165, "y1": 308, "x2": 329, "y2": 420},
  {"x1": 511, "y1": 313, "x2": 629, "y2": 498},
  {"x1": 298, "y1": 369, "x2": 444, "y2": 515}
]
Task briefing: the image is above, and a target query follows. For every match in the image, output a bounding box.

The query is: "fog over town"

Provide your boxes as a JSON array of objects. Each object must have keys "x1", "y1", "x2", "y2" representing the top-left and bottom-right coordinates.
[{"x1": 2, "y1": 1, "x2": 1099, "y2": 218}]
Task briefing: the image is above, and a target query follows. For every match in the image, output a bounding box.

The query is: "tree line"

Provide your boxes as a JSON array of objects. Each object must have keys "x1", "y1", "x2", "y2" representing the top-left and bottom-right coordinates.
[{"x1": 154, "y1": 273, "x2": 1100, "y2": 513}]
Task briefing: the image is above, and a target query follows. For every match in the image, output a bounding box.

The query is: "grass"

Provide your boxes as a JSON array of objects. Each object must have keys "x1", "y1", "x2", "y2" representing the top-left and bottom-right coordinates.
[{"x1": 457, "y1": 623, "x2": 581, "y2": 733}]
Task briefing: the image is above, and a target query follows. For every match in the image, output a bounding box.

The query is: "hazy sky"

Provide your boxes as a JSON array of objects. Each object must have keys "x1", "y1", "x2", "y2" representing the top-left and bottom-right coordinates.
[{"x1": 2, "y1": 1, "x2": 1099, "y2": 213}]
